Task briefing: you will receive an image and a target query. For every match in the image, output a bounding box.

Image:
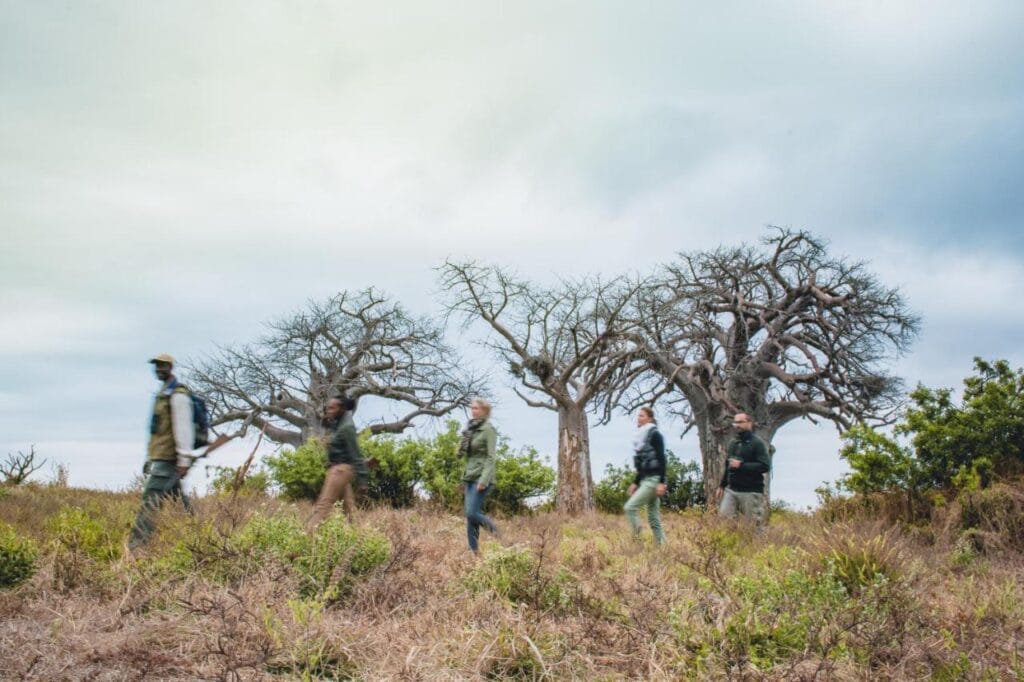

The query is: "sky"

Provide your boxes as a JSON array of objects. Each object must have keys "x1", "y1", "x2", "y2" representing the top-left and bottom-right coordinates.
[{"x1": 2, "y1": 1, "x2": 1023, "y2": 508}]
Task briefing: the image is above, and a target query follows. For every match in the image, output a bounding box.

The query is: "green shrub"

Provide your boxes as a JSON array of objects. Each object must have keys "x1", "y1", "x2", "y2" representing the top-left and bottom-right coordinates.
[
  {"x1": 45, "y1": 505, "x2": 122, "y2": 562},
  {"x1": 811, "y1": 526, "x2": 903, "y2": 595},
  {"x1": 594, "y1": 451, "x2": 705, "y2": 514},
  {"x1": 234, "y1": 512, "x2": 389, "y2": 600},
  {"x1": 464, "y1": 544, "x2": 575, "y2": 611},
  {"x1": 208, "y1": 464, "x2": 271, "y2": 496},
  {"x1": 361, "y1": 432, "x2": 427, "y2": 508},
  {"x1": 0, "y1": 522, "x2": 38, "y2": 589},
  {"x1": 265, "y1": 440, "x2": 327, "y2": 501}
]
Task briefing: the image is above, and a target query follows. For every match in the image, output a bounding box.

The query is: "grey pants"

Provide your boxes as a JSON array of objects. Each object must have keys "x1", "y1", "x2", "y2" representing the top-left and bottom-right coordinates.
[
  {"x1": 624, "y1": 476, "x2": 666, "y2": 545},
  {"x1": 128, "y1": 460, "x2": 192, "y2": 549},
  {"x1": 718, "y1": 488, "x2": 766, "y2": 526}
]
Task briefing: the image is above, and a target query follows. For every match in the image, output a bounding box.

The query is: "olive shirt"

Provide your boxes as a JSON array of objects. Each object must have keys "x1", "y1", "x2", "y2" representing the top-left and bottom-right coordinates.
[
  {"x1": 461, "y1": 420, "x2": 498, "y2": 487},
  {"x1": 327, "y1": 413, "x2": 369, "y2": 485},
  {"x1": 719, "y1": 431, "x2": 772, "y2": 493}
]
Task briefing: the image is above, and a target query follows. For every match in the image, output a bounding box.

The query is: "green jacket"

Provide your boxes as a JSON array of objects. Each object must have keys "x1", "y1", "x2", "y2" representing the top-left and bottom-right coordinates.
[
  {"x1": 461, "y1": 420, "x2": 497, "y2": 487},
  {"x1": 327, "y1": 414, "x2": 368, "y2": 484}
]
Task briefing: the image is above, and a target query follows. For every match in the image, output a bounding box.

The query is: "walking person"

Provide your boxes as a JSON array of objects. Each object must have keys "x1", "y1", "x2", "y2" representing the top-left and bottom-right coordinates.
[
  {"x1": 128, "y1": 353, "x2": 201, "y2": 550},
  {"x1": 714, "y1": 413, "x2": 772, "y2": 526},
  {"x1": 460, "y1": 398, "x2": 499, "y2": 553},
  {"x1": 307, "y1": 395, "x2": 368, "y2": 531},
  {"x1": 623, "y1": 406, "x2": 667, "y2": 546}
]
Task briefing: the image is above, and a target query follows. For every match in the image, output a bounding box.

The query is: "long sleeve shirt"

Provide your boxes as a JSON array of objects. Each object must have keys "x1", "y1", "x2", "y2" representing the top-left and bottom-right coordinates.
[
  {"x1": 327, "y1": 413, "x2": 369, "y2": 484},
  {"x1": 719, "y1": 431, "x2": 772, "y2": 493}
]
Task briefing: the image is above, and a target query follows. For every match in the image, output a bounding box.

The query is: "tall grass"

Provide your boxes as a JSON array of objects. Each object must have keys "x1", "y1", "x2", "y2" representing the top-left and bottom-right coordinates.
[{"x1": 1, "y1": 483, "x2": 1022, "y2": 679}]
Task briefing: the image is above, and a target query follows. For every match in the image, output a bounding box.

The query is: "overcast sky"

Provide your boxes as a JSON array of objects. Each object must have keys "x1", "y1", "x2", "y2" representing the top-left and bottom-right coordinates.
[{"x1": 2, "y1": 1, "x2": 1023, "y2": 508}]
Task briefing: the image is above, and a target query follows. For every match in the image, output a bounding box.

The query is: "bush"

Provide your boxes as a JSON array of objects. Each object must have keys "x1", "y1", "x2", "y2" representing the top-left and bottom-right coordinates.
[
  {"x1": 0, "y1": 522, "x2": 38, "y2": 589},
  {"x1": 361, "y1": 432, "x2": 428, "y2": 508},
  {"x1": 235, "y1": 512, "x2": 390, "y2": 600},
  {"x1": 45, "y1": 505, "x2": 123, "y2": 591},
  {"x1": 265, "y1": 440, "x2": 327, "y2": 501},
  {"x1": 208, "y1": 464, "x2": 271, "y2": 496},
  {"x1": 594, "y1": 451, "x2": 705, "y2": 514},
  {"x1": 464, "y1": 544, "x2": 575, "y2": 612}
]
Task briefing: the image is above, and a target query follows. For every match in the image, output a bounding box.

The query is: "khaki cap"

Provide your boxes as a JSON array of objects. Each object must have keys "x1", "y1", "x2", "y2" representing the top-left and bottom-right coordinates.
[{"x1": 148, "y1": 353, "x2": 175, "y2": 365}]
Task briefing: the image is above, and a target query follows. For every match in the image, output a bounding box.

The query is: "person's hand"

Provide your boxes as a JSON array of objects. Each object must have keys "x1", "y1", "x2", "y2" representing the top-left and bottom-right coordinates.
[
  {"x1": 175, "y1": 465, "x2": 189, "y2": 478},
  {"x1": 358, "y1": 484, "x2": 368, "y2": 494},
  {"x1": 627, "y1": 483, "x2": 637, "y2": 496},
  {"x1": 142, "y1": 461, "x2": 151, "y2": 475},
  {"x1": 713, "y1": 488, "x2": 724, "y2": 503},
  {"x1": 459, "y1": 482, "x2": 465, "y2": 493},
  {"x1": 655, "y1": 483, "x2": 667, "y2": 497},
  {"x1": 477, "y1": 482, "x2": 488, "y2": 492},
  {"x1": 728, "y1": 458, "x2": 741, "y2": 469}
]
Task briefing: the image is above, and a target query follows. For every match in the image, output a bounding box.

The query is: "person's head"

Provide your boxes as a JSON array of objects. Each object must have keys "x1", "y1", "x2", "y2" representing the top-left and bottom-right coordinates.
[
  {"x1": 637, "y1": 406, "x2": 655, "y2": 427},
  {"x1": 325, "y1": 394, "x2": 357, "y2": 422},
  {"x1": 732, "y1": 413, "x2": 754, "y2": 433},
  {"x1": 148, "y1": 353, "x2": 175, "y2": 382},
  {"x1": 470, "y1": 397, "x2": 491, "y2": 420}
]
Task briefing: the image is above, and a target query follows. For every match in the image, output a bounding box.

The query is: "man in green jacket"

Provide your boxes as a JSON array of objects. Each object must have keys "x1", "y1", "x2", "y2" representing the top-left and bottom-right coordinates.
[
  {"x1": 714, "y1": 413, "x2": 772, "y2": 526},
  {"x1": 128, "y1": 353, "x2": 200, "y2": 550},
  {"x1": 307, "y1": 395, "x2": 368, "y2": 530}
]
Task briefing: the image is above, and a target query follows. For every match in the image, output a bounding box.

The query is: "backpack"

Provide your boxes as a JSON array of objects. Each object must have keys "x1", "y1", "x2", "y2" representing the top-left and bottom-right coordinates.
[{"x1": 189, "y1": 392, "x2": 211, "y2": 448}]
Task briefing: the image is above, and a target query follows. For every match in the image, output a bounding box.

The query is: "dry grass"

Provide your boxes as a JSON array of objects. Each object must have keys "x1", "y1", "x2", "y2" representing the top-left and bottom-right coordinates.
[{"x1": 1, "y1": 484, "x2": 1023, "y2": 680}]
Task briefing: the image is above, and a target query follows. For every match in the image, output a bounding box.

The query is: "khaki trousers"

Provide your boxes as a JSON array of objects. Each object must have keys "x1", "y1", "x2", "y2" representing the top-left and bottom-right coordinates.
[{"x1": 308, "y1": 464, "x2": 356, "y2": 530}]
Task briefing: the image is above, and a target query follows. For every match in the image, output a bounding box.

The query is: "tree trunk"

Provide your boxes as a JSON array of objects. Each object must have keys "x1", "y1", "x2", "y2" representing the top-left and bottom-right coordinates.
[
  {"x1": 696, "y1": 414, "x2": 731, "y2": 505},
  {"x1": 555, "y1": 403, "x2": 594, "y2": 514}
]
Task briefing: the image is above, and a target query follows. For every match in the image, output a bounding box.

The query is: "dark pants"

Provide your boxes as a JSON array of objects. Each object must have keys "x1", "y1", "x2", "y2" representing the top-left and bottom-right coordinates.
[
  {"x1": 128, "y1": 460, "x2": 192, "y2": 549},
  {"x1": 464, "y1": 483, "x2": 497, "y2": 552}
]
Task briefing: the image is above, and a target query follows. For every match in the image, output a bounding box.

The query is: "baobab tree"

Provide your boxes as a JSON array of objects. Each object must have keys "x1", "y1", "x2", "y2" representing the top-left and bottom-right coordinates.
[
  {"x1": 187, "y1": 288, "x2": 484, "y2": 447},
  {"x1": 440, "y1": 261, "x2": 640, "y2": 513},
  {"x1": 621, "y1": 228, "x2": 919, "y2": 500}
]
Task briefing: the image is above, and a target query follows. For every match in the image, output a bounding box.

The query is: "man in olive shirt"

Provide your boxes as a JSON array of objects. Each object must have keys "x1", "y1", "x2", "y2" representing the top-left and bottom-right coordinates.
[
  {"x1": 714, "y1": 413, "x2": 772, "y2": 526},
  {"x1": 128, "y1": 353, "x2": 201, "y2": 550},
  {"x1": 307, "y1": 395, "x2": 368, "y2": 530}
]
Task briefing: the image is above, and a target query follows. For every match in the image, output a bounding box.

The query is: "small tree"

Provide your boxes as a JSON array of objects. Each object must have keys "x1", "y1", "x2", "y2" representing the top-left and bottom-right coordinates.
[{"x1": 1, "y1": 446, "x2": 45, "y2": 486}]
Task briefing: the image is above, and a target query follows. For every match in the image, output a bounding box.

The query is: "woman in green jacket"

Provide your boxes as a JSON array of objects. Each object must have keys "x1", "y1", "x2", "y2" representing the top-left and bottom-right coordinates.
[{"x1": 460, "y1": 398, "x2": 499, "y2": 553}]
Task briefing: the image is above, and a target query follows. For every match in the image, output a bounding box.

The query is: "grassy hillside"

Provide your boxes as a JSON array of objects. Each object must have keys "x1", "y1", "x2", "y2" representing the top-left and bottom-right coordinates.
[{"x1": 1, "y1": 483, "x2": 1022, "y2": 680}]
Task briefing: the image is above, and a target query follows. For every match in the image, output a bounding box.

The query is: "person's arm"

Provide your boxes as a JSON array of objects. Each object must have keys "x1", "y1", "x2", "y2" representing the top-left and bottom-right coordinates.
[
  {"x1": 169, "y1": 391, "x2": 198, "y2": 469},
  {"x1": 478, "y1": 424, "x2": 497, "y2": 488},
  {"x1": 739, "y1": 440, "x2": 771, "y2": 473}
]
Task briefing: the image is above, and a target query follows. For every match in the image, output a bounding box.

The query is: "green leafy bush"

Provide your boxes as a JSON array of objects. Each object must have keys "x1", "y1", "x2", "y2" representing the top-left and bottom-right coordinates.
[
  {"x1": 0, "y1": 522, "x2": 38, "y2": 589},
  {"x1": 208, "y1": 464, "x2": 271, "y2": 496},
  {"x1": 234, "y1": 512, "x2": 390, "y2": 600},
  {"x1": 594, "y1": 451, "x2": 705, "y2": 514},
  {"x1": 361, "y1": 432, "x2": 428, "y2": 508},
  {"x1": 265, "y1": 439, "x2": 327, "y2": 501},
  {"x1": 464, "y1": 544, "x2": 575, "y2": 611},
  {"x1": 45, "y1": 505, "x2": 122, "y2": 563}
]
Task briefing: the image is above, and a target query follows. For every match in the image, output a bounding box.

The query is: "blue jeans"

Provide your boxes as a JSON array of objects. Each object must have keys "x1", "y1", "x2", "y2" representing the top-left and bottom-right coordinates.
[{"x1": 464, "y1": 483, "x2": 497, "y2": 552}]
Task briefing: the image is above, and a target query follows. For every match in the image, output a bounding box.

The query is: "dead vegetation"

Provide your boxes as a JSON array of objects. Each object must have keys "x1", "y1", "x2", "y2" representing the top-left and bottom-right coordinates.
[{"x1": 1, "y1": 484, "x2": 1023, "y2": 680}]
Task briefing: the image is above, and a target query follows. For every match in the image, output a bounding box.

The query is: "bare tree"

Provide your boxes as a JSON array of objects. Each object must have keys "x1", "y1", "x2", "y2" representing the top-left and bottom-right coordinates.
[
  {"x1": 620, "y1": 228, "x2": 920, "y2": 501},
  {"x1": 187, "y1": 289, "x2": 484, "y2": 447},
  {"x1": 2, "y1": 445, "x2": 46, "y2": 485},
  {"x1": 440, "y1": 261, "x2": 639, "y2": 513}
]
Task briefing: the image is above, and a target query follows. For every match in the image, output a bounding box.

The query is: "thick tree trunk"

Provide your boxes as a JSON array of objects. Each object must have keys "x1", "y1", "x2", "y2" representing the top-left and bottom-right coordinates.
[
  {"x1": 696, "y1": 415, "x2": 731, "y2": 505},
  {"x1": 555, "y1": 403, "x2": 594, "y2": 514}
]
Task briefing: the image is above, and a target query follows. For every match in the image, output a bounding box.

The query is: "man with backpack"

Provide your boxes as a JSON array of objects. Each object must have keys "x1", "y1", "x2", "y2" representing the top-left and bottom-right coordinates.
[{"x1": 128, "y1": 353, "x2": 206, "y2": 550}]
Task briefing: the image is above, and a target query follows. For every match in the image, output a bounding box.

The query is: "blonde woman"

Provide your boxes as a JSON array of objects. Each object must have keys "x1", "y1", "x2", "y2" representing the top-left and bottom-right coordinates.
[{"x1": 460, "y1": 398, "x2": 499, "y2": 553}]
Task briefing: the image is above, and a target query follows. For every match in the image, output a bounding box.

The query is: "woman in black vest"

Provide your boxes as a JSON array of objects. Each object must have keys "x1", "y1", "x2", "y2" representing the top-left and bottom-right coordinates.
[{"x1": 623, "y1": 406, "x2": 667, "y2": 546}]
